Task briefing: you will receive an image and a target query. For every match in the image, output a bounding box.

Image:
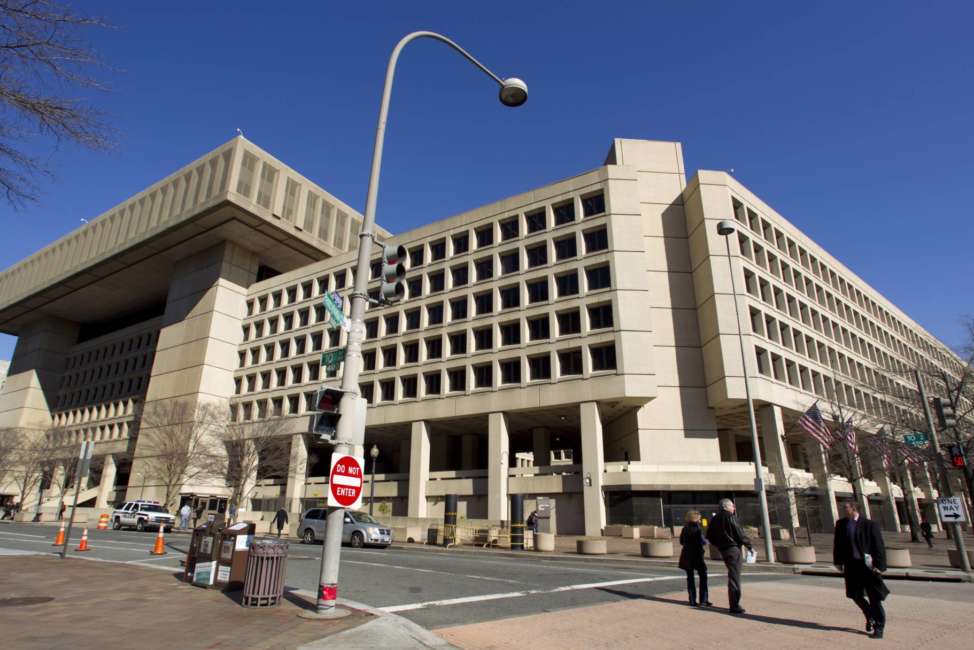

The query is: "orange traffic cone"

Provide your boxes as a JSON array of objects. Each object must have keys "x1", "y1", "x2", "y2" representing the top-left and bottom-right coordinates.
[
  {"x1": 76, "y1": 528, "x2": 91, "y2": 552},
  {"x1": 52, "y1": 522, "x2": 65, "y2": 546},
  {"x1": 150, "y1": 525, "x2": 166, "y2": 555},
  {"x1": 97, "y1": 513, "x2": 109, "y2": 530}
]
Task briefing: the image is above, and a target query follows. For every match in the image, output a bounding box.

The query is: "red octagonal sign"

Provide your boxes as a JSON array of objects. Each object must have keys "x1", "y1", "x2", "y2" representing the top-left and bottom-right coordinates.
[{"x1": 328, "y1": 454, "x2": 364, "y2": 509}]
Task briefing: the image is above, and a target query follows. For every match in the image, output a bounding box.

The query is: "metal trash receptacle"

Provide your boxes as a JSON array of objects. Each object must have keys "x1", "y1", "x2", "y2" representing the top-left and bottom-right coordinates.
[{"x1": 241, "y1": 538, "x2": 288, "y2": 607}]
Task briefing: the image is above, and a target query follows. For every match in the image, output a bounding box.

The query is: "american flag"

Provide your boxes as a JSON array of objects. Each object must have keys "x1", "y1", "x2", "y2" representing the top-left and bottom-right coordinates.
[
  {"x1": 798, "y1": 402, "x2": 833, "y2": 447},
  {"x1": 863, "y1": 434, "x2": 892, "y2": 470},
  {"x1": 839, "y1": 418, "x2": 858, "y2": 455}
]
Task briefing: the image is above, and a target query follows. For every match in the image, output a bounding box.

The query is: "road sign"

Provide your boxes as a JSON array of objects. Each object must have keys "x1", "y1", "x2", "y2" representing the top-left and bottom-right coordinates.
[
  {"x1": 323, "y1": 292, "x2": 346, "y2": 329},
  {"x1": 903, "y1": 432, "x2": 929, "y2": 448},
  {"x1": 937, "y1": 496, "x2": 967, "y2": 523},
  {"x1": 328, "y1": 454, "x2": 364, "y2": 509},
  {"x1": 321, "y1": 347, "x2": 346, "y2": 371}
]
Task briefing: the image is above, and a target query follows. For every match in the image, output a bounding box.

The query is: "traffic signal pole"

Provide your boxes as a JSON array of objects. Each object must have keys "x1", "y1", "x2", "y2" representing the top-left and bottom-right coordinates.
[{"x1": 915, "y1": 371, "x2": 970, "y2": 572}]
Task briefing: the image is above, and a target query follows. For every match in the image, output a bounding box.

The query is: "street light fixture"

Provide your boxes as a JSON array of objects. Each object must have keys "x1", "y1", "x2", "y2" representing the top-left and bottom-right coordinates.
[
  {"x1": 716, "y1": 219, "x2": 775, "y2": 563},
  {"x1": 369, "y1": 444, "x2": 379, "y2": 516}
]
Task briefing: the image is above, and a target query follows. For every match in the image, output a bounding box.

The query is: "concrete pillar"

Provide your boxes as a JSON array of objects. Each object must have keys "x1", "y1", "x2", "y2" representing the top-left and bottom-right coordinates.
[
  {"x1": 399, "y1": 438, "x2": 411, "y2": 473},
  {"x1": 805, "y1": 439, "x2": 839, "y2": 531},
  {"x1": 95, "y1": 454, "x2": 117, "y2": 509},
  {"x1": 758, "y1": 405, "x2": 799, "y2": 530},
  {"x1": 532, "y1": 427, "x2": 551, "y2": 468},
  {"x1": 898, "y1": 463, "x2": 922, "y2": 533},
  {"x1": 408, "y1": 421, "x2": 430, "y2": 518},
  {"x1": 871, "y1": 467, "x2": 901, "y2": 532},
  {"x1": 49, "y1": 463, "x2": 66, "y2": 508},
  {"x1": 488, "y1": 413, "x2": 509, "y2": 522},
  {"x1": 461, "y1": 434, "x2": 478, "y2": 471},
  {"x1": 0, "y1": 317, "x2": 78, "y2": 429},
  {"x1": 285, "y1": 434, "x2": 308, "y2": 514},
  {"x1": 580, "y1": 401, "x2": 606, "y2": 536}
]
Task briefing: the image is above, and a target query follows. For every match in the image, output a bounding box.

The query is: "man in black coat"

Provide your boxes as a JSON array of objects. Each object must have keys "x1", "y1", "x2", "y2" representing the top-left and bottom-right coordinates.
[
  {"x1": 272, "y1": 507, "x2": 289, "y2": 538},
  {"x1": 705, "y1": 498, "x2": 753, "y2": 614},
  {"x1": 833, "y1": 501, "x2": 890, "y2": 639}
]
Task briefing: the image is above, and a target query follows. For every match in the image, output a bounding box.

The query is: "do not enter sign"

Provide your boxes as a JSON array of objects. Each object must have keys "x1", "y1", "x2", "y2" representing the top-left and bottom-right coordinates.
[{"x1": 328, "y1": 454, "x2": 365, "y2": 509}]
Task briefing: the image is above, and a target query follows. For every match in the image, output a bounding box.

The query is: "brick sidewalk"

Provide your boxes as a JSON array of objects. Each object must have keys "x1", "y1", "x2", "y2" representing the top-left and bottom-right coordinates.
[{"x1": 0, "y1": 556, "x2": 369, "y2": 650}]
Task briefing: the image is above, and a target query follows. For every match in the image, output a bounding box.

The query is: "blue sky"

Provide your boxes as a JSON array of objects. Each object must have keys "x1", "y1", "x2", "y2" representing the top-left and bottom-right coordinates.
[{"x1": 2, "y1": 1, "x2": 972, "y2": 360}]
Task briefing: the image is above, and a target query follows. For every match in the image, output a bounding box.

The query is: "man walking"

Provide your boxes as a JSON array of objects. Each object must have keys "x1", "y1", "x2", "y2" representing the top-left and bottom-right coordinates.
[
  {"x1": 919, "y1": 517, "x2": 934, "y2": 549},
  {"x1": 179, "y1": 503, "x2": 192, "y2": 529},
  {"x1": 272, "y1": 507, "x2": 289, "y2": 538},
  {"x1": 834, "y1": 501, "x2": 889, "y2": 639},
  {"x1": 705, "y1": 498, "x2": 752, "y2": 615}
]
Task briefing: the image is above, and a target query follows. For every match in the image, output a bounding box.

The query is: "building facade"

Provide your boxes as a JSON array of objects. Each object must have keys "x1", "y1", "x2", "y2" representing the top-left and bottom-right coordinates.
[{"x1": 0, "y1": 136, "x2": 961, "y2": 534}]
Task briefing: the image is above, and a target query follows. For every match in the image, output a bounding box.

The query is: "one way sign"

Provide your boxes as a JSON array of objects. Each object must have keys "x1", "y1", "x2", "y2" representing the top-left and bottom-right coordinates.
[{"x1": 937, "y1": 497, "x2": 967, "y2": 523}]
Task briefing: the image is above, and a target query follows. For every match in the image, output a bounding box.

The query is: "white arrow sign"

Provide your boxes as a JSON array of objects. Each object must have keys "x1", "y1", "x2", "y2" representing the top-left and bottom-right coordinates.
[{"x1": 937, "y1": 496, "x2": 967, "y2": 523}]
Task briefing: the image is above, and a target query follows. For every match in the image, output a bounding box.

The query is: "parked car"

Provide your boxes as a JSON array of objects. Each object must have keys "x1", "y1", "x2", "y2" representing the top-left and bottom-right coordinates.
[
  {"x1": 298, "y1": 508, "x2": 392, "y2": 548},
  {"x1": 111, "y1": 500, "x2": 176, "y2": 532}
]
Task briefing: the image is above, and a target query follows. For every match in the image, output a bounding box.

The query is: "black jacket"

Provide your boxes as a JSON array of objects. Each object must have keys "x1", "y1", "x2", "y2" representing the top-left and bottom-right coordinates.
[
  {"x1": 833, "y1": 515, "x2": 889, "y2": 600},
  {"x1": 705, "y1": 511, "x2": 752, "y2": 551},
  {"x1": 273, "y1": 509, "x2": 289, "y2": 527},
  {"x1": 679, "y1": 522, "x2": 707, "y2": 571}
]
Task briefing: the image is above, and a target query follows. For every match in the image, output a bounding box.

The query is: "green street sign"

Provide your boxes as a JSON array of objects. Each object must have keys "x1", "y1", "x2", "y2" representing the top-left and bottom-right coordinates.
[
  {"x1": 323, "y1": 292, "x2": 346, "y2": 328},
  {"x1": 321, "y1": 347, "x2": 347, "y2": 370},
  {"x1": 903, "y1": 432, "x2": 929, "y2": 448}
]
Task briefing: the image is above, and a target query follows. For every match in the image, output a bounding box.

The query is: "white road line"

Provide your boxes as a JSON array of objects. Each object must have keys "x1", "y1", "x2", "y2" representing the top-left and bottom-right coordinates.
[
  {"x1": 0, "y1": 530, "x2": 48, "y2": 539},
  {"x1": 128, "y1": 554, "x2": 178, "y2": 563},
  {"x1": 0, "y1": 535, "x2": 177, "y2": 555},
  {"x1": 343, "y1": 559, "x2": 522, "y2": 584}
]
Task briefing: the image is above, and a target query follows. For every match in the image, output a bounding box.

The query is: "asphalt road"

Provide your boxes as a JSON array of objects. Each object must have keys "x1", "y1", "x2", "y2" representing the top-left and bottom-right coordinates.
[{"x1": 0, "y1": 521, "x2": 790, "y2": 630}]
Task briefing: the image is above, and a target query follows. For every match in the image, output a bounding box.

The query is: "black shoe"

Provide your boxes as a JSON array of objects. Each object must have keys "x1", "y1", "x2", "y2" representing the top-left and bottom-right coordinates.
[
  {"x1": 866, "y1": 619, "x2": 874, "y2": 633},
  {"x1": 690, "y1": 601, "x2": 700, "y2": 607},
  {"x1": 729, "y1": 607, "x2": 746, "y2": 615},
  {"x1": 871, "y1": 627, "x2": 884, "y2": 640},
  {"x1": 702, "y1": 600, "x2": 713, "y2": 607}
]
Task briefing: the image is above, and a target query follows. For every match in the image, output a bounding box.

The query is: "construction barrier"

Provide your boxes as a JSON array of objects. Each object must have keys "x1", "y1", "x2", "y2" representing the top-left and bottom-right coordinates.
[
  {"x1": 76, "y1": 528, "x2": 90, "y2": 552},
  {"x1": 150, "y1": 525, "x2": 166, "y2": 555},
  {"x1": 52, "y1": 522, "x2": 65, "y2": 546},
  {"x1": 97, "y1": 513, "x2": 109, "y2": 530}
]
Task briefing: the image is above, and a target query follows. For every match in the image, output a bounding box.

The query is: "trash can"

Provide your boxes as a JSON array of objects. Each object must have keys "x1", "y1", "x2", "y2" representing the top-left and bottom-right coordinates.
[
  {"x1": 241, "y1": 538, "x2": 288, "y2": 607},
  {"x1": 215, "y1": 521, "x2": 256, "y2": 591}
]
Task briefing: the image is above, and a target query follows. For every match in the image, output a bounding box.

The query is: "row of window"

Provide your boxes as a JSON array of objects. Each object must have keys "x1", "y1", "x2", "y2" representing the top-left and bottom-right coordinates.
[{"x1": 51, "y1": 398, "x2": 139, "y2": 427}]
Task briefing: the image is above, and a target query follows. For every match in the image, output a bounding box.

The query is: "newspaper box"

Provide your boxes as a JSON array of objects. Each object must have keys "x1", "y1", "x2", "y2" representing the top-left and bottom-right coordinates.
[
  {"x1": 214, "y1": 521, "x2": 256, "y2": 591},
  {"x1": 186, "y1": 520, "x2": 224, "y2": 587}
]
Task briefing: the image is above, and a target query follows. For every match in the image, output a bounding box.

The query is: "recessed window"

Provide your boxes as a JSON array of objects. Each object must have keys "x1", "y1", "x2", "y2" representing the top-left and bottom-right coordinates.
[
  {"x1": 473, "y1": 364, "x2": 493, "y2": 388},
  {"x1": 584, "y1": 227, "x2": 608, "y2": 253},
  {"x1": 424, "y1": 372, "x2": 442, "y2": 395},
  {"x1": 586, "y1": 265, "x2": 611, "y2": 290},
  {"x1": 407, "y1": 277, "x2": 423, "y2": 299},
  {"x1": 450, "y1": 332, "x2": 467, "y2": 355},
  {"x1": 279, "y1": 340, "x2": 290, "y2": 358},
  {"x1": 448, "y1": 367, "x2": 466, "y2": 392},
  {"x1": 527, "y1": 279, "x2": 549, "y2": 304},
  {"x1": 384, "y1": 313, "x2": 399, "y2": 335},
  {"x1": 382, "y1": 346, "x2": 397, "y2": 368},
  {"x1": 409, "y1": 246, "x2": 425, "y2": 267},
  {"x1": 556, "y1": 271, "x2": 579, "y2": 297},
  {"x1": 500, "y1": 218, "x2": 519, "y2": 241},
  {"x1": 526, "y1": 244, "x2": 548, "y2": 268},
  {"x1": 474, "y1": 327, "x2": 493, "y2": 351},
  {"x1": 365, "y1": 318, "x2": 379, "y2": 339},
  {"x1": 452, "y1": 232, "x2": 469, "y2": 254},
  {"x1": 380, "y1": 379, "x2": 395, "y2": 401},
  {"x1": 591, "y1": 344, "x2": 617, "y2": 371},
  {"x1": 425, "y1": 337, "x2": 442, "y2": 359},
  {"x1": 554, "y1": 236, "x2": 577, "y2": 260},
  {"x1": 450, "y1": 297, "x2": 468, "y2": 321},
  {"x1": 553, "y1": 200, "x2": 575, "y2": 225},
  {"x1": 476, "y1": 226, "x2": 493, "y2": 248},
  {"x1": 427, "y1": 302, "x2": 444, "y2": 325},
  {"x1": 559, "y1": 348, "x2": 583, "y2": 376},
  {"x1": 334, "y1": 270, "x2": 347, "y2": 289},
  {"x1": 360, "y1": 383, "x2": 374, "y2": 404},
  {"x1": 500, "y1": 359, "x2": 521, "y2": 385},
  {"x1": 529, "y1": 354, "x2": 551, "y2": 380},
  {"x1": 328, "y1": 329, "x2": 341, "y2": 347},
  {"x1": 500, "y1": 250, "x2": 520, "y2": 275},
  {"x1": 370, "y1": 260, "x2": 382, "y2": 279},
  {"x1": 401, "y1": 375, "x2": 418, "y2": 399},
  {"x1": 403, "y1": 341, "x2": 419, "y2": 364},
  {"x1": 452, "y1": 264, "x2": 469, "y2": 287},
  {"x1": 500, "y1": 285, "x2": 520, "y2": 309},
  {"x1": 588, "y1": 303, "x2": 614, "y2": 330},
  {"x1": 311, "y1": 333, "x2": 323, "y2": 351},
  {"x1": 500, "y1": 321, "x2": 521, "y2": 346},
  {"x1": 405, "y1": 308, "x2": 421, "y2": 330},
  {"x1": 526, "y1": 209, "x2": 546, "y2": 233},
  {"x1": 291, "y1": 365, "x2": 303, "y2": 384},
  {"x1": 475, "y1": 257, "x2": 493, "y2": 281},
  {"x1": 430, "y1": 239, "x2": 446, "y2": 261},
  {"x1": 528, "y1": 315, "x2": 550, "y2": 341},
  {"x1": 308, "y1": 361, "x2": 320, "y2": 380},
  {"x1": 429, "y1": 271, "x2": 445, "y2": 293},
  {"x1": 582, "y1": 192, "x2": 605, "y2": 217},
  {"x1": 557, "y1": 310, "x2": 581, "y2": 335}
]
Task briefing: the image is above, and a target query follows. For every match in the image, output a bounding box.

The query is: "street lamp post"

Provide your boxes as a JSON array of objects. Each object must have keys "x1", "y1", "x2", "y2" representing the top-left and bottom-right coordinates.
[
  {"x1": 368, "y1": 444, "x2": 379, "y2": 516},
  {"x1": 717, "y1": 219, "x2": 775, "y2": 563},
  {"x1": 308, "y1": 31, "x2": 528, "y2": 618}
]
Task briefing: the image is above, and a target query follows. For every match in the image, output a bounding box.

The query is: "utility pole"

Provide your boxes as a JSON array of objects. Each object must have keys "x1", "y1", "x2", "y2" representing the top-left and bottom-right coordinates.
[{"x1": 60, "y1": 440, "x2": 93, "y2": 559}]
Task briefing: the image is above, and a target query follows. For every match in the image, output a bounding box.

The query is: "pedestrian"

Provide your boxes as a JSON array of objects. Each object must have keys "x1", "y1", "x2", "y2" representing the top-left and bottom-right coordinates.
[
  {"x1": 194, "y1": 504, "x2": 204, "y2": 528},
  {"x1": 228, "y1": 503, "x2": 237, "y2": 523},
  {"x1": 59, "y1": 502, "x2": 66, "y2": 521},
  {"x1": 705, "y1": 498, "x2": 752, "y2": 615},
  {"x1": 834, "y1": 501, "x2": 889, "y2": 639},
  {"x1": 527, "y1": 510, "x2": 539, "y2": 534},
  {"x1": 272, "y1": 507, "x2": 288, "y2": 538},
  {"x1": 919, "y1": 517, "x2": 934, "y2": 549},
  {"x1": 179, "y1": 503, "x2": 192, "y2": 529},
  {"x1": 679, "y1": 510, "x2": 710, "y2": 607}
]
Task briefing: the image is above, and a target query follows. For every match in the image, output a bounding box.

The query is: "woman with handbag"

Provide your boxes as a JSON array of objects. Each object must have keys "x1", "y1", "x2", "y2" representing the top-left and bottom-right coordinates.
[{"x1": 679, "y1": 510, "x2": 711, "y2": 607}]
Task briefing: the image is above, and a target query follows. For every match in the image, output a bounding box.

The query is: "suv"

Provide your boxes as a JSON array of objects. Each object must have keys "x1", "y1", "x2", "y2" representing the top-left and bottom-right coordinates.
[
  {"x1": 111, "y1": 500, "x2": 176, "y2": 532},
  {"x1": 299, "y1": 509, "x2": 392, "y2": 548}
]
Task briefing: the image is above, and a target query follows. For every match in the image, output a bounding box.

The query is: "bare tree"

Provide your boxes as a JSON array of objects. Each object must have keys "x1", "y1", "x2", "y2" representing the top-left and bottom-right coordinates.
[
  {"x1": 136, "y1": 401, "x2": 225, "y2": 513},
  {"x1": 0, "y1": 0, "x2": 114, "y2": 205},
  {"x1": 6, "y1": 428, "x2": 70, "y2": 515},
  {"x1": 221, "y1": 417, "x2": 292, "y2": 521},
  {"x1": 0, "y1": 427, "x2": 20, "y2": 490}
]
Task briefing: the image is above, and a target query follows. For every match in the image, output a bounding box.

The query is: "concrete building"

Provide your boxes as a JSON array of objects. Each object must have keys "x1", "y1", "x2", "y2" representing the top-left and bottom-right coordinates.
[{"x1": 0, "y1": 136, "x2": 960, "y2": 533}]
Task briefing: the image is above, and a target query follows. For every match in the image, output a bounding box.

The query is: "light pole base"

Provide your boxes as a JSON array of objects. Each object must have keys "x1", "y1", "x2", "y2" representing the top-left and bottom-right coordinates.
[{"x1": 298, "y1": 606, "x2": 352, "y2": 620}]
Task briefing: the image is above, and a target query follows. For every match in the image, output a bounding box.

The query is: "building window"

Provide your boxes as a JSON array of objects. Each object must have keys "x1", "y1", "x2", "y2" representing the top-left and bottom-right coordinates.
[
  {"x1": 451, "y1": 264, "x2": 469, "y2": 287},
  {"x1": 526, "y1": 244, "x2": 548, "y2": 268},
  {"x1": 308, "y1": 361, "x2": 320, "y2": 381},
  {"x1": 474, "y1": 291, "x2": 493, "y2": 315},
  {"x1": 370, "y1": 259, "x2": 382, "y2": 279},
  {"x1": 557, "y1": 310, "x2": 581, "y2": 335},
  {"x1": 409, "y1": 246, "x2": 424, "y2": 267},
  {"x1": 529, "y1": 354, "x2": 551, "y2": 380},
  {"x1": 360, "y1": 383, "x2": 374, "y2": 404},
  {"x1": 384, "y1": 313, "x2": 399, "y2": 335},
  {"x1": 448, "y1": 367, "x2": 466, "y2": 392},
  {"x1": 403, "y1": 341, "x2": 419, "y2": 364},
  {"x1": 291, "y1": 365, "x2": 303, "y2": 384},
  {"x1": 500, "y1": 359, "x2": 521, "y2": 385},
  {"x1": 430, "y1": 239, "x2": 446, "y2": 261},
  {"x1": 424, "y1": 372, "x2": 441, "y2": 395},
  {"x1": 427, "y1": 302, "x2": 444, "y2": 325},
  {"x1": 429, "y1": 271, "x2": 445, "y2": 293},
  {"x1": 298, "y1": 309, "x2": 310, "y2": 328},
  {"x1": 500, "y1": 218, "x2": 519, "y2": 241},
  {"x1": 584, "y1": 227, "x2": 608, "y2": 252},
  {"x1": 588, "y1": 303, "x2": 614, "y2": 330},
  {"x1": 559, "y1": 348, "x2": 583, "y2": 376},
  {"x1": 407, "y1": 277, "x2": 423, "y2": 299},
  {"x1": 556, "y1": 271, "x2": 579, "y2": 297},
  {"x1": 328, "y1": 329, "x2": 340, "y2": 347},
  {"x1": 294, "y1": 336, "x2": 306, "y2": 355},
  {"x1": 363, "y1": 350, "x2": 377, "y2": 372},
  {"x1": 311, "y1": 332, "x2": 323, "y2": 351},
  {"x1": 500, "y1": 250, "x2": 520, "y2": 275},
  {"x1": 313, "y1": 305, "x2": 325, "y2": 324},
  {"x1": 582, "y1": 192, "x2": 605, "y2": 217},
  {"x1": 474, "y1": 327, "x2": 493, "y2": 351},
  {"x1": 528, "y1": 315, "x2": 550, "y2": 341},
  {"x1": 425, "y1": 337, "x2": 442, "y2": 359},
  {"x1": 476, "y1": 226, "x2": 493, "y2": 248},
  {"x1": 382, "y1": 346, "x2": 397, "y2": 368},
  {"x1": 279, "y1": 340, "x2": 291, "y2": 358},
  {"x1": 591, "y1": 344, "x2": 617, "y2": 371},
  {"x1": 526, "y1": 209, "x2": 546, "y2": 233},
  {"x1": 405, "y1": 308, "x2": 421, "y2": 330},
  {"x1": 452, "y1": 232, "x2": 469, "y2": 254},
  {"x1": 380, "y1": 380, "x2": 395, "y2": 402},
  {"x1": 553, "y1": 199, "x2": 575, "y2": 226},
  {"x1": 450, "y1": 332, "x2": 467, "y2": 355},
  {"x1": 500, "y1": 321, "x2": 520, "y2": 346},
  {"x1": 527, "y1": 279, "x2": 549, "y2": 304},
  {"x1": 365, "y1": 319, "x2": 379, "y2": 339},
  {"x1": 401, "y1": 375, "x2": 418, "y2": 399},
  {"x1": 475, "y1": 257, "x2": 493, "y2": 281},
  {"x1": 500, "y1": 285, "x2": 520, "y2": 309},
  {"x1": 586, "y1": 265, "x2": 611, "y2": 290},
  {"x1": 282, "y1": 313, "x2": 294, "y2": 331},
  {"x1": 451, "y1": 297, "x2": 468, "y2": 321},
  {"x1": 473, "y1": 364, "x2": 492, "y2": 388},
  {"x1": 334, "y1": 270, "x2": 347, "y2": 289},
  {"x1": 554, "y1": 236, "x2": 577, "y2": 260}
]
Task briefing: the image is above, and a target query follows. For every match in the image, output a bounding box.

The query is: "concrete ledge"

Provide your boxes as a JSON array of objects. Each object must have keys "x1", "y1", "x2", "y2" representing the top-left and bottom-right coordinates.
[
  {"x1": 640, "y1": 540, "x2": 673, "y2": 558},
  {"x1": 576, "y1": 539, "x2": 608, "y2": 555},
  {"x1": 535, "y1": 532, "x2": 555, "y2": 552},
  {"x1": 800, "y1": 566, "x2": 973, "y2": 583},
  {"x1": 776, "y1": 545, "x2": 816, "y2": 565},
  {"x1": 886, "y1": 548, "x2": 912, "y2": 568}
]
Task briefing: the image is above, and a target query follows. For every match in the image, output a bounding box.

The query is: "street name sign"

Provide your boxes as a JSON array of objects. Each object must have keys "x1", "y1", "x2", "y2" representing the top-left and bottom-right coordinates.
[
  {"x1": 903, "y1": 432, "x2": 929, "y2": 448},
  {"x1": 937, "y1": 496, "x2": 967, "y2": 523},
  {"x1": 328, "y1": 454, "x2": 364, "y2": 509},
  {"x1": 321, "y1": 347, "x2": 346, "y2": 371},
  {"x1": 323, "y1": 292, "x2": 346, "y2": 330}
]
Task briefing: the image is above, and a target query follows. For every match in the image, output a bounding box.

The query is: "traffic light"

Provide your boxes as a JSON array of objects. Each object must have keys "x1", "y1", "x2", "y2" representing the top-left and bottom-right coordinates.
[
  {"x1": 312, "y1": 386, "x2": 345, "y2": 440},
  {"x1": 934, "y1": 397, "x2": 957, "y2": 430},
  {"x1": 949, "y1": 444, "x2": 966, "y2": 469},
  {"x1": 379, "y1": 244, "x2": 407, "y2": 304}
]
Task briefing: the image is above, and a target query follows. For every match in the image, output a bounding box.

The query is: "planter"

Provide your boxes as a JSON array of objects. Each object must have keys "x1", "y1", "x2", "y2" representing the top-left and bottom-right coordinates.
[
  {"x1": 642, "y1": 526, "x2": 672, "y2": 539},
  {"x1": 603, "y1": 525, "x2": 625, "y2": 537},
  {"x1": 535, "y1": 532, "x2": 555, "y2": 552},
  {"x1": 576, "y1": 538, "x2": 608, "y2": 555},
  {"x1": 640, "y1": 540, "x2": 673, "y2": 558},
  {"x1": 621, "y1": 526, "x2": 640, "y2": 539},
  {"x1": 886, "y1": 548, "x2": 911, "y2": 569},
  {"x1": 776, "y1": 545, "x2": 817, "y2": 565},
  {"x1": 948, "y1": 548, "x2": 974, "y2": 569},
  {"x1": 771, "y1": 527, "x2": 791, "y2": 542}
]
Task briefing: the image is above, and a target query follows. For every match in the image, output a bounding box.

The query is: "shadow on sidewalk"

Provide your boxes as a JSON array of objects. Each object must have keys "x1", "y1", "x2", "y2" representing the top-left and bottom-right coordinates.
[{"x1": 597, "y1": 588, "x2": 866, "y2": 636}]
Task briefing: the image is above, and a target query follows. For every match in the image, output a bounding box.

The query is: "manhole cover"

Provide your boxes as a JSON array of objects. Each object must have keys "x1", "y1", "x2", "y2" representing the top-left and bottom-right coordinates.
[{"x1": 0, "y1": 596, "x2": 54, "y2": 608}]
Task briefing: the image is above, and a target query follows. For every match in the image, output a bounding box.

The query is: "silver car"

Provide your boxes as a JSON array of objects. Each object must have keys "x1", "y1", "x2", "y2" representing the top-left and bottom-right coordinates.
[{"x1": 298, "y1": 508, "x2": 392, "y2": 548}]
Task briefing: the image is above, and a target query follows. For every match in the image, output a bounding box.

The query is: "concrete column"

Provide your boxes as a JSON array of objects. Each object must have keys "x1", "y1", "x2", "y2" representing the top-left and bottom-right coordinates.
[
  {"x1": 0, "y1": 317, "x2": 78, "y2": 429},
  {"x1": 461, "y1": 434, "x2": 478, "y2": 471},
  {"x1": 532, "y1": 427, "x2": 551, "y2": 468},
  {"x1": 285, "y1": 434, "x2": 308, "y2": 514},
  {"x1": 488, "y1": 413, "x2": 510, "y2": 522},
  {"x1": 408, "y1": 421, "x2": 430, "y2": 518},
  {"x1": 758, "y1": 405, "x2": 799, "y2": 530},
  {"x1": 898, "y1": 463, "x2": 922, "y2": 533},
  {"x1": 49, "y1": 463, "x2": 66, "y2": 508},
  {"x1": 871, "y1": 467, "x2": 901, "y2": 532},
  {"x1": 805, "y1": 439, "x2": 839, "y2": 531},
  {"x1": 95, "y1": 454, "x2": 117, "y2": 509},
  {"x1": 399, "y1": 438, "x2": 411, "y2": 473},
  {"x1": 580, "y1": 401, "x2": 606, "y2": 537}
]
